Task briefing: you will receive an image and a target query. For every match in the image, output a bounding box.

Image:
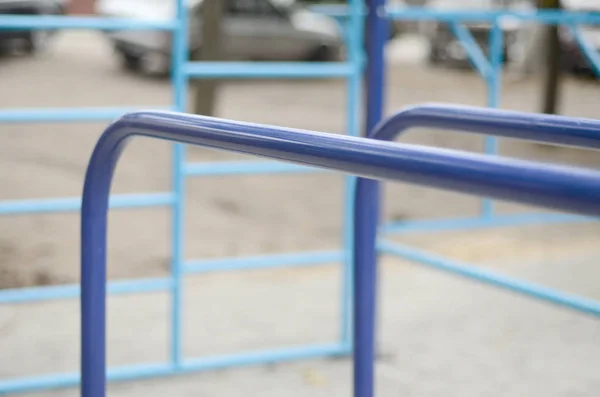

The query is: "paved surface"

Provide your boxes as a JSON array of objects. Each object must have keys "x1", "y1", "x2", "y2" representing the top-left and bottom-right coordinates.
[{"x1": 0, "y1": 32, "x2": 599, "y2": 396}]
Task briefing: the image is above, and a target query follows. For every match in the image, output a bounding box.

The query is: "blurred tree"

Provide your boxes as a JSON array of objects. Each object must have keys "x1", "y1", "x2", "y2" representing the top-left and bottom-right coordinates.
[
  {"x1": 537, "y1": 0, "x2": 563, "y2": 115},
  {"x1": 192, "y1": 0, "x2": 224, "y2": 116}
]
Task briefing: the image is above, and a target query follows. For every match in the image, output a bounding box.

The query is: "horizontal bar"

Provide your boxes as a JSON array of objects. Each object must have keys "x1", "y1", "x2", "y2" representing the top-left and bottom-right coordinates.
[
  {"x1": 184, "y1": 160, "x2": 326, "y2": 176},
  {"x1": 0, "y1": 106, "x2": 173, "y2": 124},
  {"x1": 0, "y1": 192, "x2": 174, "y2": 215},
  {"x1": 382, "y1": 212, "x2": 595, "y2": 234},
  {"x1": 184, "y1": 62, "x2": 357, "y2": 79},
  {"x1": 0, "y1": 16, "x2": 176, "y2": 31},
  {"x1": 0, "y1": 250, "x2": 340, "y2": 304},
  {"x1": 0, "y1": 278, "x2": 171, "y2": 304},
  {"x1": 386, "y1": 7, "x2": 600, "y2": 24},
  {"x1": 0, "y1": 343, "x2": 348, "y2": 394},
  {"x1": 379, "y1": 240, "x2": 600, "y2": 317},
  {"x1": 185, "y1": 250, "x2": 344, "y2": 273}
]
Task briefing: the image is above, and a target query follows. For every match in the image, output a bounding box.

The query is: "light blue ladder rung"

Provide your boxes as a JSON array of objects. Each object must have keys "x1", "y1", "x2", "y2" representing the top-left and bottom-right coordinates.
[
  {"x1": 184, "y1": 61, "x2": 358, "y2": 79},
  {"x1": 0, "y1": 16, "x2": 177, "y2": 31},
  {"x1": 184, "y1": 160, "x2": 327, "y2": 176},
  {"x1": 0, "y1": 193, "x2": 174, "y2": 215},
  {"x1": 0, "y1": 106, "x2": 174, "y2": 123}
]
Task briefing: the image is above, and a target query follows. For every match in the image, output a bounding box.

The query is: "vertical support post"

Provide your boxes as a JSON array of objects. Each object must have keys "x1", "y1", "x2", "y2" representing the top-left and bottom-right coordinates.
[
  {"x1": 365, "y1": 0, "x2": 388, "y2": 136},
  {"x1": 170, "y1": 0, "x2": 189, "y2": 367},
  {"x1": 350, "y1": 0, "x2": 386, "y2": 393},
  {"x1": 340, "y1": 0, "x2": 366, "y2": 349},
  {"x1": 481, "y1": 18, "x2": 503, "y2": 218},
  {"x1": 352, "y1": 177, "x2": 380, "y2": 397}
]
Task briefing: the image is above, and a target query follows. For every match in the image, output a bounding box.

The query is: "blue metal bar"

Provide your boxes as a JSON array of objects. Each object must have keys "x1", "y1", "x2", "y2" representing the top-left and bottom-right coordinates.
[
  {"x1": 184, "y1": 160, "x2": 323, "y2": 176},
  {"x1": 0, "y1": 343, "x2": 347, "y2": 395},
  {"x1": 80, "y1": 111, "x2": 600, "y2": 397},
  {"x1": 385, "y1": 8, "x2": 600, "y2": 24},
  {"x1": 382, "y1": 212, "x2": 593, "y2": 234},
  {"x1": 184, "y1": 62, "x2": 356, "y2": 78},
  {"x1": 0, "y1": 193, "x2": 173, "y2": 215},
  {"x1": 0, "y1": 107, "x2": 173, "y2": 124},
  {"x1": 371, "y1": 103, "x2": 600, "y2": 149},
  {"x1": 339, "y1": 0, "x2": 365, "y2": 352},
  {"x1": 482, "y1": 19, "x2": 504, "y2": 217},
  {"x1": 0, "y1": 251, "x2": 344, "y2": 304},
  {"x1": 0, "y1": 16, "x2": 176, "y2": 31},
  {"x1": 0, "y1": 278, "x2": 171, "y2": 304},
  {"x1": 185, "y1": 251, "x2": 343, "y2": 274},
  {"x1": 359, "y1": 0, "x2": 386, "y2": 393},
  {"x1": 170, "y1": 0, "x2": 189, "y2": 370},
  {"x1": 449, "y1": 22, "x2": 492, "y2": 79},
  {"x1": 569, "y1": 24, "x2": 600, "y2": 77},
  {"x1": 378, "y1": 240, "x2": 600, "y2": 316}
]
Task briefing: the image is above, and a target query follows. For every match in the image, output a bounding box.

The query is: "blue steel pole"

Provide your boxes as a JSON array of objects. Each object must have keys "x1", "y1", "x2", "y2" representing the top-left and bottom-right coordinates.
[
  {"x1": 353, "y1": 0, "x2": 387, "y2": 394},
  {"x1": 481, "y1": 19, "x2": 504, "y2": 217},
  {"x1": 170, "y1": 0, "x2": 189, "y2": 366},
  {"x1": 352, "y1": 177, "x2": 379, "y2": 397},
  {"x1": 340, "y1": 0, "x2": 366, "y2": 350}
]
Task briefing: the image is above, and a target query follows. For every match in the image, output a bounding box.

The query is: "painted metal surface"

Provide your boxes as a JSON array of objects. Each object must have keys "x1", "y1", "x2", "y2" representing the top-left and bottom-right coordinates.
[{"x1": 79, "y1": 110, "x2": 600, "y2": 397}]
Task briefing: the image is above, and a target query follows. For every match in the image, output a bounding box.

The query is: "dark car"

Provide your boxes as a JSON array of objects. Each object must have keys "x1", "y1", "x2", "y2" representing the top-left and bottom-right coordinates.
[
  {"x1": 424, "y1": 0, "x2": 532, "y2": 68},
  {"x1": 559, "y1": 0, "x2": 600, "y2": 76},
  {"x1": 0, "y1": 0, "x2": 67, "y2": 54}
]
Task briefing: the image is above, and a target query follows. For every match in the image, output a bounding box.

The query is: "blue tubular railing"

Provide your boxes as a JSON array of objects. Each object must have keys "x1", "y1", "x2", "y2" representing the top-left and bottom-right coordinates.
[
  {"x1": 375, "y1": 6, "x2": 600, "y2": 226},
  {"x1": 369, "y1": 104, "x2": 600, "y2": 314},
  {"x1": 80, "y1": 111, "x2": 600, "y2": 397},
  {"x1": 354, "y1": 103, "x2": 600, "y2": 397}
]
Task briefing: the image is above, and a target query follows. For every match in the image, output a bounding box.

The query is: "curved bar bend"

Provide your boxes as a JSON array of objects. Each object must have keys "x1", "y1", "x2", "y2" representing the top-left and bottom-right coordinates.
[{"x1": 81, "y1": 110, "x2": 600, "y2": 397}]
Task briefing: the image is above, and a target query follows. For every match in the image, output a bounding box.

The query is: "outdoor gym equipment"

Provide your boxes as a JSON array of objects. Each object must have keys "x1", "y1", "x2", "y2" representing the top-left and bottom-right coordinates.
[
  {"x1": 1, "y1": 0, "x2": 600, "y2": 394},
  {"x1": 80, "y1": 109, "x2": 600, "y2": 397}
]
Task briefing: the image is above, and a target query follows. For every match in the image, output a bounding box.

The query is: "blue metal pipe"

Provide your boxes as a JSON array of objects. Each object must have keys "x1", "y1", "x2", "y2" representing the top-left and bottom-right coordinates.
[
  {"x1": 184, "y1": 62, "x2": 356, "y2": 78},
  {"x1": 81, "y1": 111, "x2": 600, "y2": 397},
  {"x1": 0, "y1": 193, "x2": 174, "y2": 215},
  {"x1": 371, "y1": 103, "x2": 600, "y2": 149},
  {"x1": 569, "y1": 24, "x2": 600, "y2": 77},
  {"x1": 0, "y1": 16, "x2": 176, "y2": 30},
  {"x1": 386, "y1": 8, "x2": 600, "y2": 24},
  {"x1": 184, "y1": 160, "x2": 323, "y2": 176},
  {"x1": 0, "y1": 107, "x2": 173, "y2": 124},
  {"x1": 378, "y1": 240, "x2": 600, "y2": 317},
  {"x1": 0, "y1": 343, "x2": 347, "y2": 395},
  {"x1": 382, "y1": 212, "x2": 592, "y2": 234}
]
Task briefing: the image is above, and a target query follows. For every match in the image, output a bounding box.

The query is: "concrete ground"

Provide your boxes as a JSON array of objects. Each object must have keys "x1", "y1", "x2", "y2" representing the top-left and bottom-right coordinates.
[{"x1": 0, "y1": 32, "x2": 599, "y2": 396}]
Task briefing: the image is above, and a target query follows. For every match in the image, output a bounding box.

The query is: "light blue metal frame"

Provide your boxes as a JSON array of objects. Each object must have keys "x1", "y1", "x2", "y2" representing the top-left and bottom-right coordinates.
[
  {"x1": 2, "y1": 2, "x2": 600, "y2": 395},
  {"x1": 0, "y1": 0, "x2": 364, "y2": 394},
  {"x1": 382, "y1": 5, "x2": 600, "y2": 232}
]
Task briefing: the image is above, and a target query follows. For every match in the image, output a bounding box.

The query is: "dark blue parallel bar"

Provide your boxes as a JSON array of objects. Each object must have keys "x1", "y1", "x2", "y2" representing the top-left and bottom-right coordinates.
[
  {"x1": 372, "y1": 103, "x2": 600, "y2": 149},
  {"x1": 184, "y1": 62, "x2": 357, "y2": 79},
  {"x1": 0, "y1": 193, "x2": 174, "y2": 215},
  {"x1": 0, "y1": 16, "x2": 176, "y2": 31},
  {"x1": 80, "y1": 110, "x2": 600, "y2": 397},
  {"x1": 0, "y1": 107, "x2": 173, "y2": 124}
]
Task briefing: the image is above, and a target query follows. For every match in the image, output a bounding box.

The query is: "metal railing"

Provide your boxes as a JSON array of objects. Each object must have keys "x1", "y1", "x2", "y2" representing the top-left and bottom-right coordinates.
[
  {"x1": 79, "y1": 109, "x2": 600, "y2": 397},
  {"x1": 0, "y1": 0, "x2": 365, "y2": 393}
]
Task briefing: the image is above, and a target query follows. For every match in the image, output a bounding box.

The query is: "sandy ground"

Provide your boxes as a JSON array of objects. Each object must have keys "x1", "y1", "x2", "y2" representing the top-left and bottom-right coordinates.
[{"x1": 0, "y1": 32, "x2": 599, "y2": 396}]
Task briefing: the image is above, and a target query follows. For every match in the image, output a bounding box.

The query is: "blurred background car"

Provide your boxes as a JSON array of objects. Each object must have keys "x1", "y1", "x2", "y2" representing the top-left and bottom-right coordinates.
[
  {"x1": 0, "y1": 0, "x2": 67, "y2": 54},
  {"x1": 559, "y1": 0, "x2": 600, "y2": 76},
  {"x1": 96, "y1": 0, "x2": 344, "y2": 76}
]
